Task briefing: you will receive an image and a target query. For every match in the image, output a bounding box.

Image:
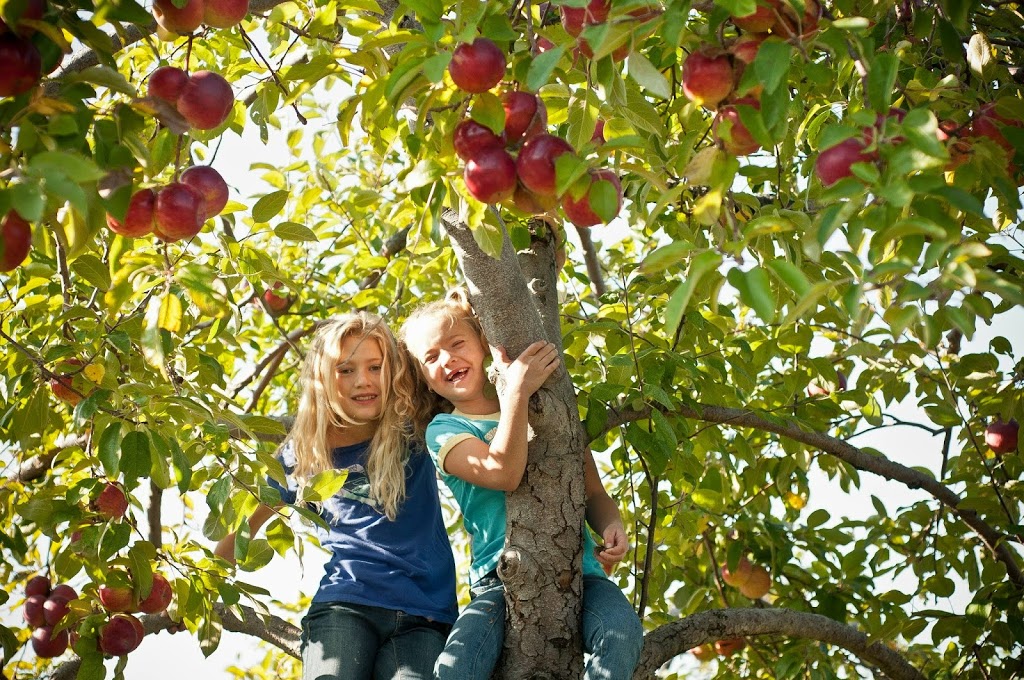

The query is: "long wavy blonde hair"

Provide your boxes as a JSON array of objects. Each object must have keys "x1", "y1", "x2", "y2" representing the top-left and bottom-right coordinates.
[
  {"x1": 288, "y1": 313, "x2": 418, "y2": 520},
  {"x1": 399, "y1": 288, "x2": 488, "y2": 441}
]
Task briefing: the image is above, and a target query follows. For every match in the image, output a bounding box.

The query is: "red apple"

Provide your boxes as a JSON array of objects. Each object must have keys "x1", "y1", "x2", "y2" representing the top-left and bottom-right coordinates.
[
  {"x1": 681, "y1": 47, "x2": 735, "y2": 109},
  {"x1": 0, "y1": 0, "x2": 46, "y2": 35},
  {"x1": 721, "y1": 555, "x2": 753, "y2": 587},
  {"x1": 153, "y1": 182, "x2": 206, "y2": 242},
  {"x1": 49, "y1": 358, "x2": 86, "y2": 406},
  {"x1": 814, "y1": 137, "x2": 875, "y2": 186},
  {"x1": 560, "y1": 0, "x2": 610, "y2": 37},
  {"x1": 464, "y1": 147, "x2": 517, "y2": 204},
  {"x1": 715, "y1": 637, "x2": 746, "y2": 656},
  {"x1": 26, "y1": 575, "x2": 51, "y2": 598},
  {"x1": 502, "y1": 91, "x2": 547, "y2": 144},
  {"x1": 177, "y1": 70, "x2": 234, "y2": 130},
  {"x1": 98, "y1": 584, "x2": 136, "y2": 613},
  {"x1": 576, "y1": 35, "x2": 630, "y2": 62},
  {"x1": 153, "y1": 0, "x2": 205, "y2": 35},
  {"x1": 561, "y1": 169, "x2": 622, "y2": 227},
  {"x1": 732, "y1": 0, "x2": 777, "y2": 32},
  {"x1": 261, "y1": 281, "x2": 291, "y2": 315},
  {"x1": 24, "y1": 594, "x2": 46, "y2": 627},
  {"x1": 99, "y1": 614, "x2": 143, "y2": 656},
  {"x1": 969, "y1": 102, "x2": 1018, "y2": 153},
  {"x1": 512, "y1": 182, "x2": 559, "y2": 215},
  {"x1": 94, "y1": 483, "x2": 128, "y2": 520},
  {"x1": 148, "y1": 66, "x2": 188, "y2": 103},
  {"x1": 985, "y1": 418, "x2": 1019, "y2": 455},
  {"x1": 0, "y1": 33, "x2": 41, "y2": 97},
  {"x1": 106, "y1": 188, "x2": 156, "y2": 238},
  {"x1": 50, "y1": 584, "x2": 77, "y2": 601},
  {"x1": 42, "y1": 596, "x2": 71, "y2": 626},
  {"x1": 516, "y1": 133, "x2": 576, "y2": 196},
  {"x1": 31, "y1": 626, "x2": 69, "y2": 658},
  {"x1": 714, "y1": 97, "x2": 762, "y2": 155},
  {"x1": 738, "y1": 564, "x2": 771, "y2": 598},
  {"x1": 137, "y1": 574, "x2": 173, "y2": 614},
  {"x1": 448, "y1": 38, "x2": 506, "y2": 93},
  {"x1": 204, "y1": 0, "x2": 249, "y2": 28},
  {"x1": 0, "y1": 209, "x2": 32, "y2": 271},
  {"x1": 180, "y1": 165, "x2": 229, "y2": 217},
  {"x1": 731, "y1": 32, "x2": 767, "y2": 64},
  {"x1": 690, "y1": 644, "x2": 715, "y2": 662},
  {"x1": 452, "y1": 119, "x2": 505, "y2": 161}
]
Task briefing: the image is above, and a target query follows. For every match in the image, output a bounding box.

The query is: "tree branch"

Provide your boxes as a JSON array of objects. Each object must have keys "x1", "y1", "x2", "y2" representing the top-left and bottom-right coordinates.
[
  {"x1": 606, "y1": 402, "x2": 1024, "y2": 589},
  {"x1": 633, "y1": 607, "x2": 926, "y2": 680}
]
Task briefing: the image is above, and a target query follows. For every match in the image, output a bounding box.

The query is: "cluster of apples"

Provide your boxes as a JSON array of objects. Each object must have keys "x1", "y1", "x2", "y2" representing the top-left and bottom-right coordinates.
[
  {"x1": 0, "y1": 210, "x2": 32, "y2": 272},
  {"x1": 152, "y1": 0, "x2": 249, "y2": 37},
  {"x1": 551, "y1": 0, "x2": 659, "y2": 62},
  {"x1": 986, "y1": 418, "x2": 1018, "y2": 456},
  {"x1": 24, "y1": 576, "x2": 78, "y2": 658},
  {"x1": 106, "y1": 165, "x2": 228, "y2": 243},
  {"x1": 148, "y1": 66, "x2": 235, "y2": 131},
  {"x1": 0, "y1": 0, "x2": 64, "y2": 99},
  {"x1": 721, "y1": 555, "x2": 772, "y2": 599},
  {"x1": 448, "y1": 38, "x2": 623, "y2": 228},
  {"x1": 93, "y1": 572, "x2": 173, "y2": 656}
]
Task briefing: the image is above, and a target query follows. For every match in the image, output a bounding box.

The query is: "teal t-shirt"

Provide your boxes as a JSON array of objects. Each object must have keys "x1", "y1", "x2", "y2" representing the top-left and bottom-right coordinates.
[{"x1": 425, "y1": 410, "x2": 607, "y2": 585}]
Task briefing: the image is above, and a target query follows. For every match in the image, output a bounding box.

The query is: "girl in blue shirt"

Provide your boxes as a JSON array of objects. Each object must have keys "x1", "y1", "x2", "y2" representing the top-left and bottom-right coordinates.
[
  {"x1": 399, "y1": 290, "x2": 643, "y2": 680},
  {"x1": 216, "y1": 313, "x2": 457, "y2": 680}
]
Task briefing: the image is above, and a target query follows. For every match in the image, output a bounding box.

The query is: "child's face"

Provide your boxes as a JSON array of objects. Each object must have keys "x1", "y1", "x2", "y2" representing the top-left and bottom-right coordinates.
[
  {"x1": 332, "y1": 335, "x2": 385, "y2": 422},
  {"x1": 405, "y1": 317, "x2": 488, "y2": 407}
]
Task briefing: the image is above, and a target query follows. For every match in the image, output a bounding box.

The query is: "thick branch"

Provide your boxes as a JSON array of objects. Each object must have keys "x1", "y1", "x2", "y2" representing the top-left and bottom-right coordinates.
[
  {"x1": 634, "y1": 608, "x2": 925, "y2": 680},
  {"x1": 607, "y1": 402, "x2": 1024, "y2": 588}
]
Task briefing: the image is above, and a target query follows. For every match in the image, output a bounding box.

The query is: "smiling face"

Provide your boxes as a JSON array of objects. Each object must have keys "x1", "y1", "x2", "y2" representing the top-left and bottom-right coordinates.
[
  {"x1": 405, "y1": 316, "x2": 495, "y2": 414},
  {"x1": 330, "y1": 334, "x2": 385, "y2": 431}
]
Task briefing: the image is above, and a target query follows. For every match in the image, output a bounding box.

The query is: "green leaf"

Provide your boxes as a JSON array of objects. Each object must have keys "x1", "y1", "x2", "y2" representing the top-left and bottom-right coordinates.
[
  {"x1": 767, "y1": 260, "x2": 812, "y2": 297},
  {"x1": 640, "y1": 241, "x2": 694, "y2": 275},
  {"x1": 470, "y1": 92, "x2": 505, "y2": 135},
  {"x1": 753, "y1": 39, "x2": 791, "y2": 94},
  {"x1": 67, "y1": 66, "x2": 136, "y2": 96},
  {"x1": 867, "y1": 52, "x2": 899, "y2": 113},
  {"x1": 300, "y1": 469, "x2": 350, "y2": 503},
  {"x1": 120, "y1": 431, "x2": 151, "y2": 487},
  {"x1": 251, "y1": 190, "x2": 289, "y2": 223},
  {"x1": 728, "y1": 266, "x2": 777, "y2": 322},
  {"x1": 199, "y1": 615, "x2": 223, "y2": 657},
  {"x1": 626, "y1": 52, "x2": 670, "y2": 99},
  {"x1": 526, "y1": 46, "x2": 565, "y2": 92},
  {"x1": 98, "y1": 422, "x2": 122, "y2": 478},
  {"x1": 238, "y1": 538, "x2": 275, "y2": 572},
  {"x1": 71, "y1": 254, "x2": 111, "y2": 291},
  {"x1": 28, "y1": 152, "x2": 107, "y2": 182},
  {"x1": 274, "y1": 222, "x2": 318, "y2": 242},
  {"x1": 664, "y1": 251, "x2": 723, "y2": 340}
]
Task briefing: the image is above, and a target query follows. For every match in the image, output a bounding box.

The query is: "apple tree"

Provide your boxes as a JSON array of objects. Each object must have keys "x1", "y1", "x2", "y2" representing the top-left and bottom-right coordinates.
[{"x1": 0, "y1": 0, "x2": 1022, "y2": 677}]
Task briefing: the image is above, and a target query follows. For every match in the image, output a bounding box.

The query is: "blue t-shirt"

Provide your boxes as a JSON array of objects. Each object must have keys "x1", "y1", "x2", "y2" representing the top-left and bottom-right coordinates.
[
  {"x1": 425, "y1": 410, "x2": 606, "y2": 585},
  {"x1": 269, "y1": 440, "x2": 458, "y2": 624}
]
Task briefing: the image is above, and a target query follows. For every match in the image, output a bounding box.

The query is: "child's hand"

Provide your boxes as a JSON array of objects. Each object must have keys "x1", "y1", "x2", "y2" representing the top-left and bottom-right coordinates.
[
  {"x1": 494, "y1": 341, "x2": 560, "y2": 398},
  {"x1": 595, "y1": 523, "x2": 629, "y2": 575}
]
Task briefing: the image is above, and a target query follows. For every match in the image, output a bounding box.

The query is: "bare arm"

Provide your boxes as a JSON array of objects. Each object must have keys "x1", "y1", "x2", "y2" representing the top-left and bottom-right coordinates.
[
  {"x1": 214, "y1": 503, "x2": 278, "y2": 564},
  {"x1": 584, "y1": 450, "x2": 628, "y2": 573},
  {"x1": 442, "y1": 341, "x2": 559, "y2": 491}
]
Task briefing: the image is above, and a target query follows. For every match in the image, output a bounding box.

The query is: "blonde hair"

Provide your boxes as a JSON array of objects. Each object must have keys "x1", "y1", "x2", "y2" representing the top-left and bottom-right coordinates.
[
  {"x1": 287, "y1": 313, "x2": 417, "y2": 520},
  {"x1": 399, "y1": 288, "x2": 488, "y2": 441}
]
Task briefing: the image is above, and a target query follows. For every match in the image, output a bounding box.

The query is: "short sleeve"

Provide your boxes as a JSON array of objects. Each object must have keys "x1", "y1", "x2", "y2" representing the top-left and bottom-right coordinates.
[{"x1": 425, "y1": 415, "x2": 478, "y2": 475}]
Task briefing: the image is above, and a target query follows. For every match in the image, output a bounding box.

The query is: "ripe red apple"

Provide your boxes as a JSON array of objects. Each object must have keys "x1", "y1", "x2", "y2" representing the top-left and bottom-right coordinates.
[
  {"x1": 448, "y1": 38, "x2": 506, "y2": 93},
  {"x1": 464, "y1": 147, "x2": 517, "y2": 204},
  {"x1": 31, "y1": 626, "x2": 69, "y2": 658},
  {"x1": 690, "y1": 644, "x2": 715, "y2": 662},
  {"x1": 137, "y1": 574, "x2": 173, "y2": 614},
  {"x1": 50, "y1": 584, "x2": 77, "y2": 601},
  {"x1": 180, "y1": 165, "x2": 229, "y2": 217},
  {"x1": 153, "y1": 0, "x2": 205, "y2": 35},
  {"x1": 969, "y1": 102, "x2": 1018, "y2": 153},
  {"x1": 177, "y1": 70, "x2": 234, "y2": 130},
  {"x1": 502, "y1": 91, "x2": 547, "y2": 144},
  {"x1": 204, "y1": 0, "x2": 249, "y2": 28},
  {"x1": 814, "y1": 137, "x2": 875, "y2": 186},
  {"x1": 148, "y1": 65, "x2": 189, "y2": 103},
  {"x1": 98, "y1": 584, "x2": 136, "y2": 613},
  {"x1": 714, "y1": 97, "x2": 762, "y2": 155},
  {"x1": 731, "y1": 32, "x2": 767, "y2": 64},
  {"x1": 561, "y1": 169, "x2": 622, "y2": 227},
  {"x1": 681, "y1": 47, "x2": 735, "y2": 109},
  {"x1": 721, "y1": 555, "x2": 753, "y2": 587},
  {"x1": 99, "y1": 614, "x2": 143, "y2": 656},
  {"x1": 24, "y1": 594, "x2": 46, "y2": 627},
  {"x1": 153, "y1": 182, "x2": 206, "y2": 242},
  {"x1": 0, "y1": 0, "x2": 46, "y2": 35},
  {"x1": 0, "y1": 210, "x2": 32, "y2": 271},
  {"x1": 732, "y1": 0, "x2": 777, "y2": 32},
  {"x1": 0, "y1": 33, "x2": 42, "y2": 97},
  {"x1": 452, "y1": 119, "x2": 505, "y2": 161},
  {"x1": 94, "y1": 483, "x2": 129, "y2": 520},
  {"x1": 262, "y1": 282, "x2": 291, "y2": 315},
  {"x1": 738, "y1": 564, "x2": 771, "y2": 598},
  {"x1": 516, "y1": 133, "x2": 576, "y2": 196},
  {"x1": 106, "y1": 188, "x2": 156, "y2": 238},
  {"x1": 26, "y1": 575, "x2": 51, "y2": 598},
  {"x1": 715, "y1": 637, "x2": 746, "y2": 656},
  {"x1": 560, "y1": 0, "x2": 610, "y2": 37},
  {"x1": 42, "y1": 596, "x2": 71, "y2": 626},
  {"x1": 985, "y1": 418, "x2": 1019, "y2": 455}
]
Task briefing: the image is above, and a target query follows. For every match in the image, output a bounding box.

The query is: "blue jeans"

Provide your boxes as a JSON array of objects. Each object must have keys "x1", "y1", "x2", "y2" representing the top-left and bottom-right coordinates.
[
  {"x1": 434, "y1": 574, "x2": 643, "y2": 680},
  {"x1": 301, "y1": 601, "x2": 451, "y2": 680}
]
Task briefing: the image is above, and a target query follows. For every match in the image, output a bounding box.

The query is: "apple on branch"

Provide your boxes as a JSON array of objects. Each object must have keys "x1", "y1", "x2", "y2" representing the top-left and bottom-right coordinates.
[
  {"x1": 0, "y1": 32, "x2": 42, "y2": 97},
  {"x1": 31, "y1": 626, "x2": 69, "y2": 658},
  {"x1": 516, "y1": 133, "x2": 576, "y2": 196},
  {"x1": 152, "y1": 182, "x2": 207, "y2": 242},
  {"x1": 0, "y1": 209, "x2": 32, "y2": 271},
  {"x1": 93, "y1": 482, "x2": 129, "y2": 520},
  {"x1": 681, "y1": 47, "x2": 735, "y2": 109},
  {"x1": 204, "y1": 0, "x2": 249, "y2": 28},
  {"x1": 502, "y1": 91, "x2": 547, "y2": 145},
  {"x1": 464, "y1": 147, "x2": 517, "y2": 204},
  {"x1": 452, "y1": 119, "x2": 505, "y2": 162},
  {"x1": 985, "y1": 418, "x2": 1018, "y2": 455},
  {"x1": 153, "y1": 0, "x2": 205, "y2": 36},
  {"x1": 714, "y1": 97, "x2": 762, "y2": 156},
  {"x1": 262, "y1": 282, "x2": 292, "y2": 316},
  {"x1": 106, "y1": 188, "x2": 156, "y2": 238},
  {"x1": 177, "y1": 70, "x2": 234, "y2": 130},
  {"x1": 180, "y1": 165, "x2": 230, "y2": 217},
  {"x1": 448, "y1": 38, "x2": 506, "y2": 94},
  {"x1": 814, "y1": 137, "x2": 876, "y2": 186},
  {"x1": 715, "y1": 638, "x2": 746, "y2": 656},
  {"x1": 99, "y1": 614, "x2": 144, "y2": 656},
  {"x1": 138, "y1": 573, "x2": 174, "y2": 614},
  {"x1": 561, "y1": 169, "x2": 623, "y2": 227}
]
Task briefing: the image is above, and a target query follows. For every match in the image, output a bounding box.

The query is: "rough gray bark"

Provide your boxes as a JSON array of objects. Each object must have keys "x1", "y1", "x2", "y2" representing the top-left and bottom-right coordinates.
[{"x1": 440, "y1": 208, "x2": 588, "y2": 678}]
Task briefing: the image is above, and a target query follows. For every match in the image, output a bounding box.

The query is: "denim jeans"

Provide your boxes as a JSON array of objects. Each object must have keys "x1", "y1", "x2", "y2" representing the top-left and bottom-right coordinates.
[
  {"x1": 434, "y1": 574, "x2": 643, "y2": 680},
  {"x1": 301, "y1": 600, "x2": 451, "y2": 680}
]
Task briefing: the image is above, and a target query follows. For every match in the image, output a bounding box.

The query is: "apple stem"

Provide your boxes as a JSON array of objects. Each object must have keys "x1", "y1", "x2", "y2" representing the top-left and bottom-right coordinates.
[{"x1": 238, "y1": 26, "x2": 308, "y2": 125}]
